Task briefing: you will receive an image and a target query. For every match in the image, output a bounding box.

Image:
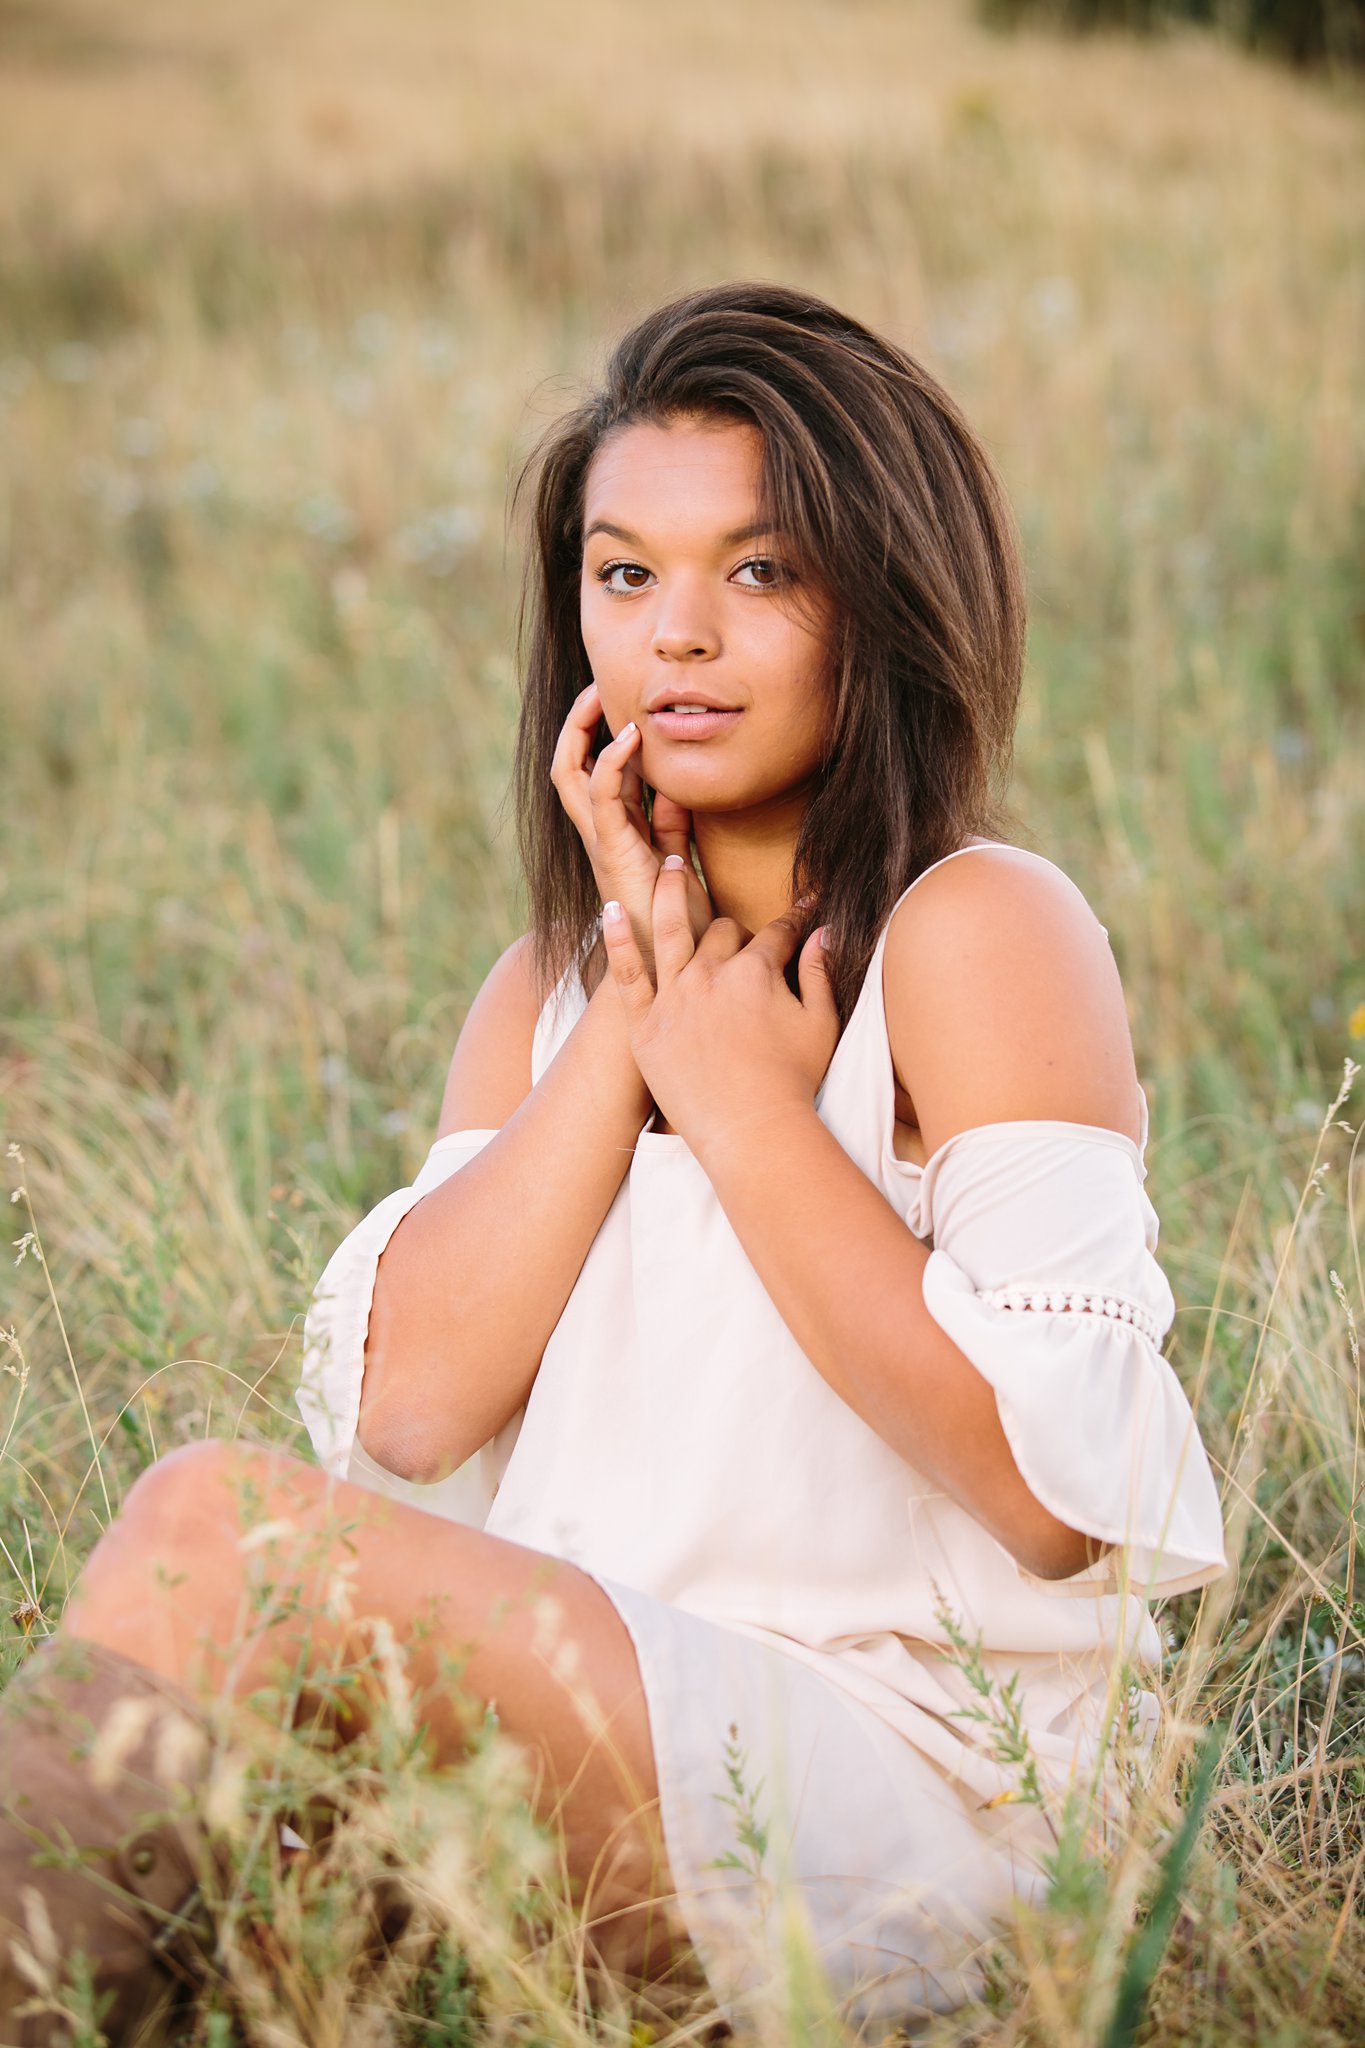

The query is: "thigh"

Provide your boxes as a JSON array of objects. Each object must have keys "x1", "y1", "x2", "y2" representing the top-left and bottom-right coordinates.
[{"x1": 66, "y1": 1441, "x2": 690, "y2": 1983}]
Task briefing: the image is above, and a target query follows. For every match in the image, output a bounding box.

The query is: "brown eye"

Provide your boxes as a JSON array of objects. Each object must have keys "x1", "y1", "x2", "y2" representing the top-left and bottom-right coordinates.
[
  {"x1": 596, "y1": 560, "x2": 654, "y2": 594},
  {"x1": 733, "y1": 557, "x2": 788, "y2": 589}
]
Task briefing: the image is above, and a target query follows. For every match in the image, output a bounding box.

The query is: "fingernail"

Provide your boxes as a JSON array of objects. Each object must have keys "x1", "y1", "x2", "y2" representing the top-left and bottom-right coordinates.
[
  {"x1": 818, "y1": 926, "x2": 830, "y2": 948},
  {"x1": 618, "y1": 721, "x2": 637, "y2": 739},
  {"x1": 602, "y1": 900, "x2": 624, "y2": 924},
  {"x1": 662, "y1": 854, "x2": 686, "y2": 870}
]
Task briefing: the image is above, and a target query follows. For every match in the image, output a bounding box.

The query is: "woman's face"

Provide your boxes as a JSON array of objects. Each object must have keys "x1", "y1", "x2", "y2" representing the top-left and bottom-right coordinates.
[{"x1": 579, "y1": 414, "x2": 835, "y2": 816}]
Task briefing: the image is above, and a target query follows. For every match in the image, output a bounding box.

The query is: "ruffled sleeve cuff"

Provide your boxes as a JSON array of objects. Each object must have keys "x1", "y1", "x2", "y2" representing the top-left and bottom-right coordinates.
[
  {"x1": 916, "y1": 1125, "x2": 1229, "y2": 1601},
  {"x1": 296, "y1": 1129, "x2": 498, "y2": 1487}
]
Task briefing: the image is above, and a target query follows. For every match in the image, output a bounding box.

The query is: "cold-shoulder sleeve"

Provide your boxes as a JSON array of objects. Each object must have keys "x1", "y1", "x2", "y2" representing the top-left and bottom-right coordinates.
[
  {"x1": 296, "y1": 1128, "x2": 518, "y2": 1524},
  {"x1": 915, "y1": 1123, "x2": 1228, "y2": 1600}
]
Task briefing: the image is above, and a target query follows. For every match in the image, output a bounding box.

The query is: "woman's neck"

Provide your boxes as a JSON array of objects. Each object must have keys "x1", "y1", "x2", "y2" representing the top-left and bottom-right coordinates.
[{"x1": 690, "y1": 793, "x2": 809, "y2": 935}]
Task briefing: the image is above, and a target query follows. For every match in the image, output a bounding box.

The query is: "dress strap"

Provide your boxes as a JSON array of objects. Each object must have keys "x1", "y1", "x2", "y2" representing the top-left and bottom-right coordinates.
[
  {"x1": 867, "y1": 839, "x2": 1111, "y2": 967},
  {"x1": 824, "y1": 840, "x2": 1147, "y2": 1174}
]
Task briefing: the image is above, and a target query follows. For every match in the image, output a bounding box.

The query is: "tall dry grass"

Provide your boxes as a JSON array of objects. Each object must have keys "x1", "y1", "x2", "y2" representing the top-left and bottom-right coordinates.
[{"x1": 1, "y1": 0, "x2": 1362, "y2": 2039}]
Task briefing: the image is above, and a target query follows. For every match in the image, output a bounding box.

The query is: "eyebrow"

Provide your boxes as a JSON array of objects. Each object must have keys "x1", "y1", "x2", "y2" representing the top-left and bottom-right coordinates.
[{"x1": 582, "y1": 518, "x2": 778, "y2": 549}]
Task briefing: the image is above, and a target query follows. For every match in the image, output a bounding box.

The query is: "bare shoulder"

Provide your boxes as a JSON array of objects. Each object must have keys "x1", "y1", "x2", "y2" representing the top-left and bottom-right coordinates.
[
  {"x1": 881, "y1": 846, "x2": 1143, "y2": 1158},
  {"x1": 436, "y1": 930, "x2": 548, "y2": 1138}
]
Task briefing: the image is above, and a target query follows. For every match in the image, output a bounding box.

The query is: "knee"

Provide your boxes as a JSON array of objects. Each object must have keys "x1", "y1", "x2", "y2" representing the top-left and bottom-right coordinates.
[
  {"x1": 82, "y1": 1444, "x2": 233, "y2": 1607},
  {"x1": 66, "y1": 1441, "x2": 251, "y2": 1643},
  {"x1": 73, "y1": 1449, "x2": 341, "y2": 1638},
  {"x1": 113, "y1": 1439, "x2": 310, "y2": 1575},
  {"x1": 122, "y1": 1438, "x2": 246, "y2": 1547},
  {"x1": 68, "y1": 1440, "x2": 332, "y2": 1688}
]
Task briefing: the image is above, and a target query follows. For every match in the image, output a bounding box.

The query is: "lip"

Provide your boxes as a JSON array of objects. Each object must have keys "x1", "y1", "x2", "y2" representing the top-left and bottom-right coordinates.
[
  {"x1": 643, "y1": 689, "x2": 739, "y2": 714},
  {"x1": 648, "y1": 708, "x2": 744, "y2": 741}
]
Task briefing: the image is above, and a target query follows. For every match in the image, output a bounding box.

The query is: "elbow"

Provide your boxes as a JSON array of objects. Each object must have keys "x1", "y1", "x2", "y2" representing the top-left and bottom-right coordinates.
[
  {"x1": 355, "y1": 1385, "x2": 455, "y2": 1489},
  {"x1": 356, "y1": 1436, "x2": 442, "y2": 1489},
  {"x1": 993, "y1": 1450, "x2": 1115, "y2": 1583},
  {"x1": 1024, "y1": 1522, "x2": 1115, "y2": 1582}
]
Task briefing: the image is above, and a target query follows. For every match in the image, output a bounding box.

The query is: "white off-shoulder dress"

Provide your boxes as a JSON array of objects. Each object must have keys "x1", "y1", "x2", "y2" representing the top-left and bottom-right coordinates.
[{"x1": 296, "y1": 842, "x2": 1228, "y2": 2033}]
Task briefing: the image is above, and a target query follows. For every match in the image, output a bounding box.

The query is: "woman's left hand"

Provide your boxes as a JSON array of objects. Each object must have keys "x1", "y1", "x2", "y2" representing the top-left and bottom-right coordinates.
[{"x1": 601, "y1": 856, "x2": 841, "y2": 1167}]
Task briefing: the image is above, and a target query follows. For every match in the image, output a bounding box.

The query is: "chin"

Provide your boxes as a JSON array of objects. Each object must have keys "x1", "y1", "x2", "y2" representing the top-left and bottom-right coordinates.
[
  {"x1": 647, "y1": 768, "x2": 753, "y2": 814},
  {"x1": 649, "y1": 751, "x2": 813, "y2": 815}
]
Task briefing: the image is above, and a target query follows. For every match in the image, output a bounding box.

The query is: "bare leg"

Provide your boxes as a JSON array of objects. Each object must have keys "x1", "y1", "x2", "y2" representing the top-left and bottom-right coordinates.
[{"x1": 62, "y1": 1439, "x2": 697, "y2": 1991}]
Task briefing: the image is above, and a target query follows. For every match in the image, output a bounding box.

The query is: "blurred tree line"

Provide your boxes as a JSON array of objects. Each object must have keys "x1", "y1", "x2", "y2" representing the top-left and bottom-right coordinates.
[{"x1": 978, "y1": 0, "x2": 1365, "y2": 69}]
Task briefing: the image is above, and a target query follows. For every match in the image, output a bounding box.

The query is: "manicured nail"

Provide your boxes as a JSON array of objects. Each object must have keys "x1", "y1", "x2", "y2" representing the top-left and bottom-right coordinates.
[
  {"x1": 662, "y1": 854, "x2": 686, "y2": 870},
  {"x1": 618, "y1": 721, "x2": 637, "y2": 739},
  {"x1": 602, "y1": 900, "x2": 624, "y2": 925},
  {"x1": 818, "y1": 926, "x2": 830, "y2": 948}
]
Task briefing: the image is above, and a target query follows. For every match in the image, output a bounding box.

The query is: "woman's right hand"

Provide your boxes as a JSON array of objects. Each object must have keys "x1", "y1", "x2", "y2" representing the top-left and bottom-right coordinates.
[{"x1": 550, "y1": 679, "x2": 713, "y2": 983}]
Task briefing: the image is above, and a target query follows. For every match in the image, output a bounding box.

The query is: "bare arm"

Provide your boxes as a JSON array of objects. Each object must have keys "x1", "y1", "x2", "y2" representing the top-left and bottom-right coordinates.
[
  {"x1": 355, "y1": 671, "x2": 710, "y2": 1487},
  {"x1": 602, "y1": 850, "x2": 1142, "y2": 1584},
  {"x1": 690, "y1": 855, "x2": 1138, "y2": 1581},
  {"x1": 356, "y1": 936, "x2": 653, "y2": 1485}
]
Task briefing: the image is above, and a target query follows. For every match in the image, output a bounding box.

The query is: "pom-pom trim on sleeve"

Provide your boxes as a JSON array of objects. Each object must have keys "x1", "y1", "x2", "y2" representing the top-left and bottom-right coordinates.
[
  {"x1": 909, "y1": 1123, "x2": 1229, "y2": 1602},
  {"x1": 973, "y1": 1284, "x2": 1166, "y2": 1348},
  {"x1": 922, "y1": 1248, "x2": 1228, "y2": 1599}
]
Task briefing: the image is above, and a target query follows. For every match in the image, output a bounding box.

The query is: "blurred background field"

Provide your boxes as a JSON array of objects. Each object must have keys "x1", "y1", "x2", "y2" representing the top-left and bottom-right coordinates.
[{"x1": 1, "y1": 0, "x2": 1363, "y2": 2040}]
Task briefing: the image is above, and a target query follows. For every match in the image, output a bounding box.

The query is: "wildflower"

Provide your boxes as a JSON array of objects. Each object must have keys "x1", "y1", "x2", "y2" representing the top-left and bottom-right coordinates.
[
  {"x1": 294, "y1": 491, "x2": 356, "y2": 546},
  {"x1": 119, "y1": 417, "x2": 160, "y2": 459},
  {"x1": 174, "y1": 458, "x2": 221, "y2": 504},
  {"x1": 392, "y1": 503, "x2": 481, "y2": 577},
  {"x1": 365, "y1": 1615, "x2": 415, "y2": 1739},
  {"x1": 88, "y1": 1698, "x2": 158, "y2": 1792},
  {"x1": 1, "y1": 1326, "x2": 29, "y2": 1387},
  {"x1": 1025, "y1": 274, "x2": 1080, "y2": 337},
  {"x1": 47, "y1": 341, "x2": 98, "y2": 384},
  {"x1": 351, "y1": 311, "x2": 394, "y2": 357},
  {"x1": 238, "y1": 1518, "x2": 298, "y2": 1555}
]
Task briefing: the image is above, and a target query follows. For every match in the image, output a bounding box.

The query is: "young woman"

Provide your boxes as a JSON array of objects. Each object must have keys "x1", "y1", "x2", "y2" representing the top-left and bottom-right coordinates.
[{"x1": 0, "y1": 282, "x2": 1228, "y2": 2041}]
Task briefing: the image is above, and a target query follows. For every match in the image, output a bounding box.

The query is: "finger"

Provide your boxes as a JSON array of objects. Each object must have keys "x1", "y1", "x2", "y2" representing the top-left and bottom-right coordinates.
[
  {"x1": 692, "y1": 915, "x2": 748, "y2": 966},
  {"x1": 600, "y1": 899, "x2": 654, "y2": 1024},
  {"x1": 652, "y1": 855, "x2": 697, "y2": 989},
  {"x1": 742, "y1": 911, "x2": 806, "y2": 977},
  {"x1": 653, "y1": 799, "x2": 716, "y2": 928},
  {"x1": 549, "y1": 681, "x2": 605, "y2": 818},
  {"x1": 587, "y1": 721, "x2": 643, "y2": 843},
  {"x1": 619, "y1": 751, "x2": 650, "y2": 838},
  {"x1": 568, "y1": 678, "x2": 604, "y2": 731},
  {"x1": 553, "y1": 679, "x2": 604, "y2": 761},
  {"x1": 649, "y1": 792, "x2": 694, "y2": 864},
  {"x1": 796, "y1": 925, "x2": 839, "y2": 1018}
]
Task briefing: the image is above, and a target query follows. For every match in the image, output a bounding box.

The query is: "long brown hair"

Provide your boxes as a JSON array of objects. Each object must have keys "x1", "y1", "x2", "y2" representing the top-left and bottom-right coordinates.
[{"x1": 508, "y1": 280, "x2": 1027, "y2": 1027}]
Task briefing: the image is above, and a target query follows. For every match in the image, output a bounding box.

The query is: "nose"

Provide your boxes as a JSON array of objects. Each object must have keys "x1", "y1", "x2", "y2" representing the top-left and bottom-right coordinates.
[{"x1": 650, "y1": 577, "x2": 720, "y2": 662}]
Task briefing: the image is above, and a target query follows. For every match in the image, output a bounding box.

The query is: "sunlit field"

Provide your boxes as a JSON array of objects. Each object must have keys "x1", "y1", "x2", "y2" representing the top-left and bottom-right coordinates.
[{"x1": 1, "y1": 0, "x2": 1362, "y2": 2039}]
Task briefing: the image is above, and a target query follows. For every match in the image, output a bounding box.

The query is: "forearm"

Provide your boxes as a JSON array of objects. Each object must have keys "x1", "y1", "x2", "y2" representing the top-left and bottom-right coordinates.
[
  {"x1": 694, "y1": 1108, "x2": 1107, "y2": 1580},
  {"x1": 359, "y1": 974, "x2": 651, "y2": 1483}
]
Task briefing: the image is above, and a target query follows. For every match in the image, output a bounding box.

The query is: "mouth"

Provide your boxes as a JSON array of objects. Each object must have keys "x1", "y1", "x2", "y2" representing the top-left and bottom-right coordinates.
[{"x1": 648, "y1": 704, "x2": 744, "y2": 742}]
